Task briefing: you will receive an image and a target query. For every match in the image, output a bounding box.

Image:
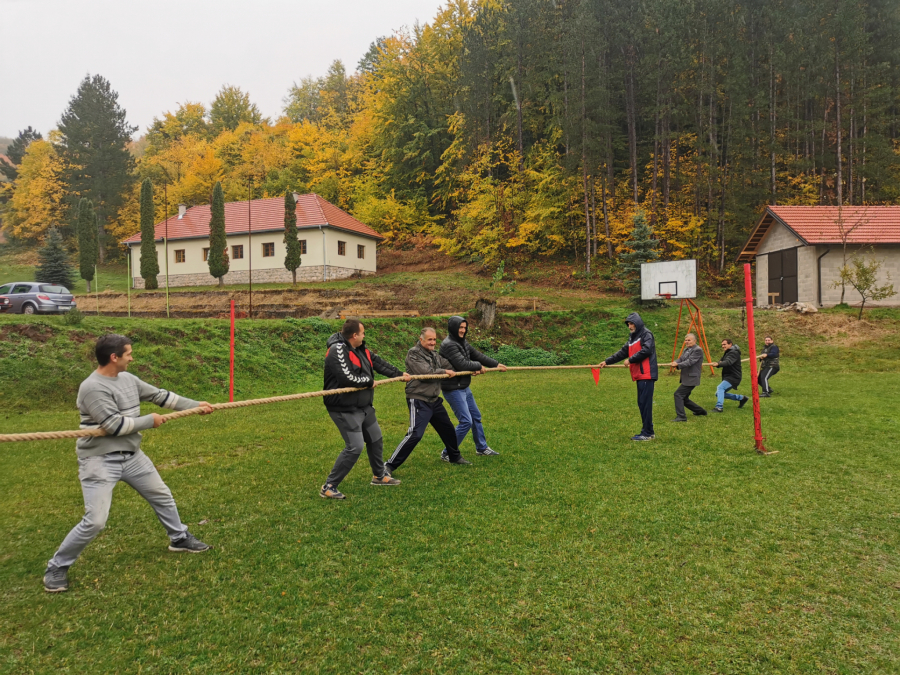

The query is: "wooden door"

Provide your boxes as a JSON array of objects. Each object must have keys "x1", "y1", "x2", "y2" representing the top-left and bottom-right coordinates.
[{"x1": 767, "y1": 249, "x2": 798, "y2": 304}]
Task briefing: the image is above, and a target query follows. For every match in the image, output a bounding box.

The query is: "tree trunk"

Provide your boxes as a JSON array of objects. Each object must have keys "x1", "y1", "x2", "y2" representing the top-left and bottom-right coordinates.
[
  {"x1": 292, "y1": 269, "x2": 297, "y2": 285},
  {"x1": 836, "y1": 46, "x2": 843, "y2": 206},
  {"x1": 475, "y1": 298, "x2": 497, "y2": 329},
  {"x1": 582, "y1": 41, "x2": 590, "y2": 273},
  {"x1": 769, "y1": 55, "x2": 777, "y2": 204},
  {"x1": 624, "y1": 46, "x2": 639, "y2": 204},
  {"x1": 219, "y1": 276, "x2": 224, "y2": 288},
  {"x1": 602, "y1": 170, "x2": 612, "y2": 259}
]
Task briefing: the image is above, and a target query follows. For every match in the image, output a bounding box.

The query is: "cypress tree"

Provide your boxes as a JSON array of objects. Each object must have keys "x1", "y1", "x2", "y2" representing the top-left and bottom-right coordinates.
[
  {"x1": 75, "y1": 198, "x2": 98, "y2": 292},
  {"x1": 35, "y1": 227, "x2": 76, "y2": 288},
  {"x1": 139, "y1": 179, "x2": 160, "y2": 289},
  {"x1": 283, "y1": 190, "x2": 302, "y2": 284},
  {"x1": 207, "y1": 181, "x2": 229, "y2": 286},
  {"x1": 617, "y1": 210, "x2": 660, "y2": 299}
]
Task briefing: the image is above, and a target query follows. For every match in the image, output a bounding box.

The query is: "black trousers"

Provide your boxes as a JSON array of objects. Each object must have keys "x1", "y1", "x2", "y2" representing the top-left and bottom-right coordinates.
[
  {"x1": 386, "y1": 398, "x2": 462, "y2": 471},
  {"x1": 673, "y1": 384, "x2": 706, "y2": 419},
  {"x1": 636, "y1": 379, "x2": 655, "y2": 436},
  {"x1": 758, "y1": 366, "x2": 779, "y2": 394}
]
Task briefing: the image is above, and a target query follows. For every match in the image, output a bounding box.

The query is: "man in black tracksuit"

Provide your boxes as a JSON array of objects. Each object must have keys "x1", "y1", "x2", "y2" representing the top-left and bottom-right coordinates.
[
  {"x1": 599, "y1": 312, "x2": 658, "y2": 441},
  {"x1": 438, "y1": 315, "x2": 507, "y2": 460},
  {"x1": 320, "y1": 320, "x2": 411, "y2": 499},
  {"x1": 757, "y1": 335, "x2": 780, "y2": 397},
  {"x1": 712, "y1": 338, "x2": 747, "y2": 412},
  {"x1": 386, "y1": 327, "x2": 472, "y2": 472}
]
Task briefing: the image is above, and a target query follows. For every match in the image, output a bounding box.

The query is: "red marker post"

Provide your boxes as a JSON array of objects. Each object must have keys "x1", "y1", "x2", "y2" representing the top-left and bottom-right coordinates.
[
  {"x1": 229, "y1": 299, "x2": 235, "y2": 403},
  {"x1": 744, "y1": 263, "x2": 772, "y2": 454}
]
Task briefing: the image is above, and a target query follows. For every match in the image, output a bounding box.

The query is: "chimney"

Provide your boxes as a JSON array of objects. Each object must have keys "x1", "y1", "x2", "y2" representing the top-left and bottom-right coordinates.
[
  {"x1": 178, "y1": 204, "x2": 187, "y2": 219},
  {"x1": 292, "y1": 192, "x2": 300, "y2": 202}
]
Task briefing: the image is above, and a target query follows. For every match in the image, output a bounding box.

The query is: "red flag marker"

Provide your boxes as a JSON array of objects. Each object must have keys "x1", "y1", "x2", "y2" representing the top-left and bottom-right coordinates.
[{"x1": 591, "y1": 368, "x2": 600, "y2": 386}]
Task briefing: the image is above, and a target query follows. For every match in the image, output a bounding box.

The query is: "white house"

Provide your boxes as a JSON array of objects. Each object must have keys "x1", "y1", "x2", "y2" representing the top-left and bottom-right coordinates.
[{"x1": 123, "y1": 193, "x2": 384, "y2": 288}]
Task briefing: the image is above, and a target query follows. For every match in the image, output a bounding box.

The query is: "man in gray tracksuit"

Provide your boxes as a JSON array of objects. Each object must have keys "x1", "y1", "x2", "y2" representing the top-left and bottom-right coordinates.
[
  {"x1": 386, "y1": 327, "x2": 472, "y2": 473},
  {"x1": 669, "y1": 332, "x2": 707, "y2": 421}
]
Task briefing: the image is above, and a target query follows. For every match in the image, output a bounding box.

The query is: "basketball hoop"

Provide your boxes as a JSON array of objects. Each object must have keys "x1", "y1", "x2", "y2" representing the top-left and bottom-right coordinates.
[{"x1": 656, "y1": 293, "x2": 674, "y2": 300}]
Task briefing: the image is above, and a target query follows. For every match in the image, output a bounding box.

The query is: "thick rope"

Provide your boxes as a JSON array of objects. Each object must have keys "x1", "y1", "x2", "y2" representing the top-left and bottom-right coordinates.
[{"x1": 0, "y1": 359, "x2": 749, "y2": 443}]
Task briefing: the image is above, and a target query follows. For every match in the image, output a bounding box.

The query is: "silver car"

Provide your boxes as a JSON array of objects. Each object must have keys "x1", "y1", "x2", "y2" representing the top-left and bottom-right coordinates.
[{"x1": 0, "y1": 282, "x2": 77, "y2": 314}]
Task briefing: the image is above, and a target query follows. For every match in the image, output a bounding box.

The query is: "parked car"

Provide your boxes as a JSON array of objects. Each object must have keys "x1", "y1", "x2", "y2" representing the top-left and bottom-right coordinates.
[
  {"x1": 0, "y1": 282, "x2": 77, "y2": 314},
  {"x1": 0, "y1": 296, "x2": 11, "y2": 313}
]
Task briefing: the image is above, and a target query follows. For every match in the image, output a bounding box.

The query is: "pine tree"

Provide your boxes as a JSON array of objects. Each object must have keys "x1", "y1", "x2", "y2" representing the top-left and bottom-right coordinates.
[
  {"x1": 618, "y1": 210, "x2": 660, "y2": 299},
  {"x1": 283, "y1": 190, "x2": 302, "y2": 284},
  {"x1": 0, "y1": 126, "x2": 42, "y2": 182},
  {"x1": 35, "y1": 227, "x2": 76, "y2": 288},
  {"x1": 75, "y1": 198, "x2": 98, "y2": 292},
  {"x1": 207, "y1": 182, "x2": 229, "y2": 286},
  {"x1": 139, "y1": 179, "x2": 160, "y2": 289}
]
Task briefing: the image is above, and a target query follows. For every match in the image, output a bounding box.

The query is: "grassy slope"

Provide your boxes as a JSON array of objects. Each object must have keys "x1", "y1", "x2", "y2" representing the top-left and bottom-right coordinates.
[{"x1": 1, "y1": 304, "x2": 899, "y2": 673}]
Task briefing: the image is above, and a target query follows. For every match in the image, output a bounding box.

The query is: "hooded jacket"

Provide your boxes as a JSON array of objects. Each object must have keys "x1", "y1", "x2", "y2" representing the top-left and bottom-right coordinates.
[
  {"x1": 405, "y1": 341, "x2": 454, "y2": 402},
  {"x1": 322, "y1": 332, "x2": 402, "y2": 412},
  {"x1": 605, "y1": 312, "x2": 658, "y2": 381},
  {"x1": 439, "y1": 316, "x2": 499, "y2": 391},
  {"x1": 716, "y1": 345, "x2": 743, "y2": 387}
]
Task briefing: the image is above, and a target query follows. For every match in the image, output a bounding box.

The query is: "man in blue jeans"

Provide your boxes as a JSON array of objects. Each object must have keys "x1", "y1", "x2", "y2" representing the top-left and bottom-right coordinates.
[
  {"x1": 438, "y1": 316, "x2": 508, "y2": 460},
  {"x1": 711, "y1": 338, "x2": 748, "y2": 412}
]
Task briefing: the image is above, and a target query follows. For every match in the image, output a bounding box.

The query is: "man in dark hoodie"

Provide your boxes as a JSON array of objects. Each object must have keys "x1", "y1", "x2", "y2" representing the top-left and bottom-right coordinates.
[
  {"x1": 598, "y1": 312, "x2": 658, "y2": 441},
  {"x1": 386, "y1": 327, "x2": 472, "y2": 473},
  {"x1": 320, "y1": 319, "x2": 411, "y2": 500},
  {"x1": 438, "y1": 316, "x2": 508, "y2": 460},
  {"x1": 711, "y1": 338, "x2": 748, "y2": 412}
]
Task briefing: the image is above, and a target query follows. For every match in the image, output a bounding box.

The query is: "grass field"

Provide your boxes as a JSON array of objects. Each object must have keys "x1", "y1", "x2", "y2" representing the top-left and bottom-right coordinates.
[{"x1": 1, "y1": 364, "x2": 899, "y2": 672}]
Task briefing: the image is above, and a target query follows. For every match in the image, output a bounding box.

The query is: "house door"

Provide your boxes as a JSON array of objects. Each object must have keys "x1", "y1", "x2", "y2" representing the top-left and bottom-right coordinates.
[{"x1": 767, "y1": 248, "x2": 798, "y2": 304}]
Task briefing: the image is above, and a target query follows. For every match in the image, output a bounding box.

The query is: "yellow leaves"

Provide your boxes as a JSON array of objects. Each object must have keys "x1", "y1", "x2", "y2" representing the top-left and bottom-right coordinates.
[{"x1": 4, "y1": 140, "x2": 68, "y2": 241}]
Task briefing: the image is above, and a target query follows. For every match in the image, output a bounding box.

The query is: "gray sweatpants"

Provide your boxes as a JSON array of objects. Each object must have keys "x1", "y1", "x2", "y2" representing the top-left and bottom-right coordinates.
[
  {"x1": 326, "y1": 406, "x2": 386, "y2": 487},
  {"x1": 47, "y1": 450, "x2": 188, "y2": 570}
]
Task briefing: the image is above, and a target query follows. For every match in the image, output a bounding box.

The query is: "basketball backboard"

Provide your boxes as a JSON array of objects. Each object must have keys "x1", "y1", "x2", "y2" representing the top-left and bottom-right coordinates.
[{"x1": 641, "y1": 260, "x2": 697, "y2": 300}]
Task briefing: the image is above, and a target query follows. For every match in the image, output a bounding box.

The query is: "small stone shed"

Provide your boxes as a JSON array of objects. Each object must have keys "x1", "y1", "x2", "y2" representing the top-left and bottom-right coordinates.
[{"x1": 737, "y1": 205, "x2": 900, "y2": 307}]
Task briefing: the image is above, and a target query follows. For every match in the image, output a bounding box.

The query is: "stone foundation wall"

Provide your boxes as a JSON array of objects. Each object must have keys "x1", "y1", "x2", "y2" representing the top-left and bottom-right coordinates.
[{"x1": 133, "y1": 265, "x2": 371, "y2": 289}]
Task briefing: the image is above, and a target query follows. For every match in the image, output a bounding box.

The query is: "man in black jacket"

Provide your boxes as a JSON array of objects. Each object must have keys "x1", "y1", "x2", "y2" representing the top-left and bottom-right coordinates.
[
  {"x1": 668, "y1": 332, "x2": 707, "y2": 421},
  {"x1": 386, "y1": 327, "x2": 472, "y2": 473},
  {"x1": 598, "y1": 312, "x2": 658, "y2": 441},
  {"x1": 711, "y1": 338, "x2": 748, "y2": 413},
  {"x1": 320, "y1": 320, "x2": 411, "y2": 499},
  {"x1": 438, "y1": 316, "x2": 507, "y2": 460},
  {"x1": 757, "y1": 335, "x2": 779, "y2": 397}
]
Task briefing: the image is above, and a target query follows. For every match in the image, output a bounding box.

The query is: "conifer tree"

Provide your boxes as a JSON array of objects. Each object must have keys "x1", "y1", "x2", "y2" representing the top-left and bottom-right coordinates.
[
  {"x1": 75, "y1": 198, "x2": 98, "y2": 292},
  {"x1": 35, "y1": 227, "x2": 76, "y2": 288},
  {"x1": 139, "y1": 179, "x2": 160, "y2": 289},
  {"x1": 207, "y1": 182, "x2": 229, "y2": 286},
  {"x1": 283, "y1": 190, "x2": 302, "y2": 284},
  {"x1": 618, "y1": 210, "x2": 660, "y2": 299}
]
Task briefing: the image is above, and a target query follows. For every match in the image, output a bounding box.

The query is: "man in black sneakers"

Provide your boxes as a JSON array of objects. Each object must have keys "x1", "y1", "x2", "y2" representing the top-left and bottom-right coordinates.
[
  {"x1": 320, "y1": 320, "x2": 410, "y2": 499},
  {"x1": 757, "y1": 335, "x2": 780, "y2": 397},
  {"x1": 43, "y1": 334, "x2": 214, "y2": 593},
  {"x1": 386, "y1": 327, "x2": 472, "y2": 472},
  {"x1": 711, "y1": 338, "x2": 748, "y2": 412},
  {"x1": 668, "y1": 332, "x2": 707, "y2": 421}
]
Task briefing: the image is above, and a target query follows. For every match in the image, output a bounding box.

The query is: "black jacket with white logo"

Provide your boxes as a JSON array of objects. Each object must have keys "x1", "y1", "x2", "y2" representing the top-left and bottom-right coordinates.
[{"x1": 323, "y1": 333, "x2": 402, "y2": 412}]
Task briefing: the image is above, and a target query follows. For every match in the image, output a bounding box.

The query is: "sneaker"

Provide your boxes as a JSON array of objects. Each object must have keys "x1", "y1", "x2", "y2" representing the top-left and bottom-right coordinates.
[
  {"x1": 440, "y1": 449, "x2": 450, "y2": 462},
  {"x1": 447, "y1": 456, "x2": 472, "y2": 465},
  {"x1": 476, "y1": 447, "x2": 499, "y2": 456},
  {"x1": 693, "y1": 410, "x2": 708, "y2": 416},
  {"x1": 371, "y1": 475, "x2": 401, "y2": 486},
  {"x1": 713, "y1": 407, "x2": 724, "y2": 413},
  {"x1": 43, "y1": 566, "x2": 69, "y2": 593},
  {"x1": 319, "y1": 484, "x2": 346, "y2": 499},
  {"x1": 738, "y1": 396, "x2": 749, "y2": 409},
  {"x1": 631, "y1": 435, "x2": 653, "y2": 441},
  {"x1": 759, "y1": 392, "x2": 771, "y2": 398},
  {"x1": 671, "y1": 418, "x2": 687, "y2": 422},
  {"x1": 168, "y1": 532, "x2": 211, "y2": 553}
]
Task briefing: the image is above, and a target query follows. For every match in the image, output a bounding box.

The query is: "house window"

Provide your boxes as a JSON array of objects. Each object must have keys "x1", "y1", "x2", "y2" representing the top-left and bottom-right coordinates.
[
  {"x1": 338, "y1": 241, "x2": 346, "y2": 256},
  {"x1": 203, "y1": 248, "x2": 210, "y2": 262},
  {"x1": 262, "y1": 242, "x2": 275, "y2": 257},
  {"x1": 232, "y1": 245, "x2": 244, "y2": 260},
  {"x1": 357, "y1": 245, "x2": 365, "y2": 259},
  {"x1": 175, "y1": 250, "x2": 186, "y2": 263},
  {"x1": 299, "y1": 239, "x2": 307, "y2": 255}
]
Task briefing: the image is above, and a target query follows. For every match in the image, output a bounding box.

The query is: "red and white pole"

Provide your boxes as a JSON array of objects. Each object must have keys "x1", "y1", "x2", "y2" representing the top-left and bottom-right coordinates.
[
  {"x1": 229, "y1": 299, "x2": 235, "y2": 403},
  {"x1": 744, "y1": 263, "x2": 768, "y2": 453}
]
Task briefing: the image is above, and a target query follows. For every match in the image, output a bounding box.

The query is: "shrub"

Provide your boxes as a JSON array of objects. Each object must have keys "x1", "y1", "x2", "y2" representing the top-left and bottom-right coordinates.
[{"x1": 62, "y1": 308, "x2": 84, "y2": 325}]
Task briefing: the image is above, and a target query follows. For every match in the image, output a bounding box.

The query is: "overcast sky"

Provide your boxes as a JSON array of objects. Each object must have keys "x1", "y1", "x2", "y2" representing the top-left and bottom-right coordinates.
[{"x1": 0, "y1": 0, "x2": 445, "y2": 140}]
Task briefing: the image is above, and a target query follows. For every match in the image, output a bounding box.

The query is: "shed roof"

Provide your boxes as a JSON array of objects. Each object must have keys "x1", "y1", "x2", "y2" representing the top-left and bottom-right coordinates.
[
  {"x1": 737, "y1": 206, "x2": 900, "y2": 261},
  {"x1": 122, "y1": 193, "x2": 384, "y2": 244}
]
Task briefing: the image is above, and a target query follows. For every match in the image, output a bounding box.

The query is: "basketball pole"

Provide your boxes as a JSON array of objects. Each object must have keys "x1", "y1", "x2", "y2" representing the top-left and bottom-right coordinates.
[{"x1": 743, "y1": 263, "x2": 773, "y2": 455}]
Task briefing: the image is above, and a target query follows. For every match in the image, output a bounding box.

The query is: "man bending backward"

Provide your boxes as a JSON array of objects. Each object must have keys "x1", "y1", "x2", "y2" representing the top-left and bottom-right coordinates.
[{"x1": 44, "y1": 334, "x2": 214, "y2": 593}]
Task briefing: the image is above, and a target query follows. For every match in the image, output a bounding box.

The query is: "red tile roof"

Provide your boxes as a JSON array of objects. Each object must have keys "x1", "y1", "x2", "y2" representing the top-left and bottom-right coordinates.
[
  {"x1": 737, "y1": 206, "x2": 900, "y2": 261},
  {"x1": 123, "y1": 194, "x2": 384, "y2": 244}
]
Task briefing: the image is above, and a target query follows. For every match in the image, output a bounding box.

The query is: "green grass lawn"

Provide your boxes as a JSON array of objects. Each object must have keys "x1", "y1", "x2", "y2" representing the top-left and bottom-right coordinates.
[{"x1": 1, "y1": 368, "x2": 898, "y2": 673}]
